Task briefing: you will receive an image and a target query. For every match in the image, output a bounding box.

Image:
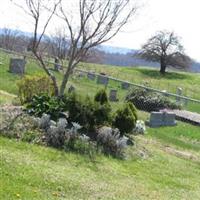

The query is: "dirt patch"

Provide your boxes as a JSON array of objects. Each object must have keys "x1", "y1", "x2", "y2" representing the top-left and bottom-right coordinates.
[{"x1": 163, "y1": 146, "x2": 199, "y2": 162}]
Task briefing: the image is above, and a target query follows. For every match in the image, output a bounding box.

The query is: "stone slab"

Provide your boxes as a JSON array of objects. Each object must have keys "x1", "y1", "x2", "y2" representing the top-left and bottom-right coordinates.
[
  {"x1": 97, "y1": 75, "x2": 109, "y2": 85},
  {"x1": 109, "y1": 89, "x2": 118, "y2": 102},
  {"x1": 9, "y1": 58, "x2": 25, "y2": 74},
  {"x1": 121, "y1": 82, "x2": 130, "y2": 90},
  {"x1": 148, "y1": 111, "x2": 177, "y2": 127},
  {"x1": 87, "y1": 72, "x2": 96, "y2": 80}
]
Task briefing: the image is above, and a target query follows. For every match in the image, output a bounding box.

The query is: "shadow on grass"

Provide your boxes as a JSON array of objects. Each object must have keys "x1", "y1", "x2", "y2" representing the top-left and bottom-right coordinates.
[{"x1": 134, "y1": 68, "x2": 191, "y2": 80}]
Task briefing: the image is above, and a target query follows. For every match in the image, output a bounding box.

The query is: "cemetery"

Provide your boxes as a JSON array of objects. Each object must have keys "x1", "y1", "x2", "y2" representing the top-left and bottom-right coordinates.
[{"x1": 1, "y1": 1, "x2": 200, "y2": 199}]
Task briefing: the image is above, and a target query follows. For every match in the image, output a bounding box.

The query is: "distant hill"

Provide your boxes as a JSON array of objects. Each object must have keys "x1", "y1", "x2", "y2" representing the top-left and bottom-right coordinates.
[
  {"x1": 98, "y1": 45, "x2": 135, "y2": 55},
  {"x1": 0, "y1": 27, "x2": 199, "y2": 72},
  {"x1": 97, "y1": 46, "x2": 200, "y2": 73}
]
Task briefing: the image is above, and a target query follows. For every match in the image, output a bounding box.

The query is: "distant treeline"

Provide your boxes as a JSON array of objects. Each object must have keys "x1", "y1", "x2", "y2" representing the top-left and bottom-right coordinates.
[{"x1": 0, "y1": 28, "x2": 199, "y2": 72}]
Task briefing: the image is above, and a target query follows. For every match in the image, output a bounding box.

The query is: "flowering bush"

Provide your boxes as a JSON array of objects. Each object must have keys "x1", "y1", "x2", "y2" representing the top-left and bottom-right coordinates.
[
  {"x1": 133, "y1": 120, "x2": 146, "y2": 135},
  {"x1": 97, "y1": 126, "x2": 128, "y2": 158}
]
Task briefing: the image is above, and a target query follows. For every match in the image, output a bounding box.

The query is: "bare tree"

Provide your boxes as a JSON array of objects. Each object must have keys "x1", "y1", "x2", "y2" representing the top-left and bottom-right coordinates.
[
  {"x1": 138, "y1": 31, "x2": 192, "y2": 74},
  {"x1": 0, "y1": 28, "x2": 19, "y2": 50},
  {"x1": 13, "y1": 0, "x2": 137, "y2": 96},
  {"x1": 57, "y1": 0, "x2": 137, "y2": 95},
  {"x1": 12, "y1": 0, "x2": 61, "y2": 95}
]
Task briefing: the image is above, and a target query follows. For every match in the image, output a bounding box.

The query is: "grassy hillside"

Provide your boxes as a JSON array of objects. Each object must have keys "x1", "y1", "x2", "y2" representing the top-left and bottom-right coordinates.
[
  {"x1": 0, "y1": 49, "x2": 200, "y2": 113},
  {"x1": 1, "y1": 127, "x2": 200, "y2": 200},
  {"x1": 1, "y1": 50, "x2": 200, "y2": 200}
]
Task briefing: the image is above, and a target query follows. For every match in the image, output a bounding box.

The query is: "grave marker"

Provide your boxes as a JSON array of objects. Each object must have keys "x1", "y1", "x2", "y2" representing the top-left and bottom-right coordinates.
[
  {"x1": 121, "y1": 82, "x2": 130, "y2": 90},
  {"x1": 9, "y1": 58, "x2": 26, "y2": 74},
  {"x1": 109, "y1": 89, "x2": 118, "y2": 102},
  {"x1": 97, "y1": 75, "x2": 109, "y2": 86},
  {"x1": 87, "y1": 72, "x2": 96, "y2": 80},
  {"x1": 148, "y1": 111, "x2": 176, "y2": 127}
]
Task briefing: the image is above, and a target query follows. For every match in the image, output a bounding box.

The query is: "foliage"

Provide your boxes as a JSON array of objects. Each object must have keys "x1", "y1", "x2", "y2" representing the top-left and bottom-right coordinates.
[
  {"x1": 26, "y1": 94, "x2": 64, "y2": 120},
  {"x1": 113, "y1": 103, "x2": 137, "y2": 134},
  {"x1": 94, "y1": 89, "x2": 109, "y2": 105},
  {"x1": 18, "y1": 75, "x2": 54, "y2": 104},
  {"x1": 126, "y1": 87, "x2": 181, "y2": 112},
  {"x1": 21, "y1": 131, "x2": 41, "y2": 143},
  {"x1": 64, "y1": 93, "x2": 111, "y2": 129},
  {"x1": 45, "y1": 118, "x2": 68, "y2": 148},
  {"x1": 133, "y1": 120, "x2": 146, "y2": 135},
  {"x1": 138, "y1": 30, "x2": 191, "y2": 74},
  {"x1": 97, "y1": 126, "x2": 128, "y2": 158}
]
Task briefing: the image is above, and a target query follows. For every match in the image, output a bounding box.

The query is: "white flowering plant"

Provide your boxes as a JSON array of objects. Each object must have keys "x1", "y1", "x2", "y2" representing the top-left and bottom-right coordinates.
[{"x1": 133, "y1": 120, "x2": 146, "y2": 135}]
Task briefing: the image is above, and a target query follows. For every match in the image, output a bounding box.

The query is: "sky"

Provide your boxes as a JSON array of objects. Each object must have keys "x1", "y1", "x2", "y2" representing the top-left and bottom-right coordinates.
[{"x1": 0, "y1": 0, "x2": 200, "y2": 61}]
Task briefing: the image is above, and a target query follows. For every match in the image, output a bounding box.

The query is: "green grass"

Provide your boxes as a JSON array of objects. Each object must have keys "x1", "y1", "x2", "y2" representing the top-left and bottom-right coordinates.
[
  {"x1": 0, "y1": 49, "x2": 200, "y2": 112},
  {"x1": 1, "y1": 130, "x2": 200, "y2": 200},
  {"x1": 1, "y1": 50, "x2": 200, "y2": 199}
]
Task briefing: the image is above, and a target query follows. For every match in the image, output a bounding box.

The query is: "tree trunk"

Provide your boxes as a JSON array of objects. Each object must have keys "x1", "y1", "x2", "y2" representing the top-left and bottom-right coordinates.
[
  {"x1": 59, "y1": 66, "x2": 71, "y2": 96},
  {"x1": 160, "y1": 57, "x2": 166, "y2": 74}
]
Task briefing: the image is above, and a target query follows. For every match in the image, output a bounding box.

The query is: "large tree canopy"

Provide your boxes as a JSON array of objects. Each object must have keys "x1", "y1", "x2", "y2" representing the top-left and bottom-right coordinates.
[{"x1": 138, "y1": 31, "x2": 192, "y2": 74}]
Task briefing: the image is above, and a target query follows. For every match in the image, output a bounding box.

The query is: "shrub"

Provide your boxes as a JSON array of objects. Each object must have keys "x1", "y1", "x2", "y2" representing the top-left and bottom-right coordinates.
[
  {"x1": 94, "y1": 89, "x2": 108, "y2": 105},
  {"x1": 113, "y1": 103, "x2": 137, "y2": 134},
  {"x1": 26, "y1": 94, "x2": 64, "y2": 120},
  {"x1": 127, "y1": 102, "x2": 138, "y2": 121},
  {"x1": 46, "y1": 118, "x2": 68, "y2": 148},
  {"x1": 64, "y1": 94, "x2": 111, "y2": 130},
  {"x1": 126, "y1": 87, "x2": 181, "y2": 112},
  {"x1": 21, "y1": 131, "x2": 40, "y2": 143},
  {"x1": 97, "y1": 126, "x2": 128, "y2": 158},
  {"x1": 93, "y1": 103, "x2": 112, "y2": 126},
  {"x1": 133, "y1": 120, "x2": 146, "y2": 135},
  {"x1": 18, "y1": 75, "x2": 54, "y2": 104}
]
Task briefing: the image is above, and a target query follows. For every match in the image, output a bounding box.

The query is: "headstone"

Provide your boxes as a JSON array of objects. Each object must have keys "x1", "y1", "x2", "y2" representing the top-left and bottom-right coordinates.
[
  {"x1": 68, "y1": 85, "x2": 75, "y2": 93},
  {"x1": 162, "y1": 90, "x2": 169, "y2": 97},
  {"x1": 176, "y1": 87, "x2": 182, "y2": 103},
  {"x1": 148, "y1": 111, "x2": 176, "y2": 127},
  {"x1": 87, "y1": 72, "x2": 96, "y2": 80},
  {"x1": 54, "y1": 57, "x2": 59, "y2": 71},
  {"x1": 9, "y1": 58, "x2": 25, "y2": 74},
  {"x1": 121, "y1": 82, "x2": 130, "y2": 90},
  {"x1": 54, "y1": 57, "x2": 62, "y2": 71},
  {"x1": 97, "y1": 75, "x2": 109, "y2": 86},
  {"x1": 109, "y1": 89, "x2": 118, "y2": 102},
  {"x1": 78, "y1": 72, "x2": 85, "y2": 78}
]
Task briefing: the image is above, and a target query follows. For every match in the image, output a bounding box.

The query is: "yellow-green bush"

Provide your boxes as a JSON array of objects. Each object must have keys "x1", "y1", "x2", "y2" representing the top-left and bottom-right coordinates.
[{"x1": 18, "y1": 75, "x2": 54, "y2": 104}]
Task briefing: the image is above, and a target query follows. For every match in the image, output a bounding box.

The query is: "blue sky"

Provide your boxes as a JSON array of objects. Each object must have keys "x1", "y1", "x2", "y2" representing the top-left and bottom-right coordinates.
[{"x1": 0, "y1": 0, "x2": 200, "y2": 61}]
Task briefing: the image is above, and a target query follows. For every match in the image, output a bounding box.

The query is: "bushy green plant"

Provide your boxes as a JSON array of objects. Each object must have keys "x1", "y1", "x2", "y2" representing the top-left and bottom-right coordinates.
[
  {"x1": 18, "y1": 75, "x2": 54, "y2": 104},
  {"x1": 64, "y1": 94, "x2": 111, "y2": 130},
  {"x1": 94, "y1": 89, "x2": 108, "y2": 105},
  {"x1": 126, "y1": 87, "x2": 181, "y2": 112},
  {"x1": 113, "y1": 103, "x2": 137, "y2": 134},
  {"x1": 26, "y1": 94, "x2": 64, "y2": 120},
  {"x1": 21, "y1": 131, "x2": 40, "y2": 143},
  {"x1": 127, "y1": 102, "x2": 138, "y2": 121}
]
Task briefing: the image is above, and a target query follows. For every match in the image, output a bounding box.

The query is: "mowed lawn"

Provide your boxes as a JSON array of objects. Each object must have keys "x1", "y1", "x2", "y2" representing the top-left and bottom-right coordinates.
[
  {"x1": 1, "y1": 50, "x2": 200, "y2": 199},
  {"x1": 1, "y1": 125, "x2": 200, "y2": 200}
]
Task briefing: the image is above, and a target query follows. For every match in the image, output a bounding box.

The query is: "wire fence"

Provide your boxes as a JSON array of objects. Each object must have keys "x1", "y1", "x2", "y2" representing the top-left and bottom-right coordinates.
[{"x1": 1, "y1": 47, "x2": 200, "y2": 114}]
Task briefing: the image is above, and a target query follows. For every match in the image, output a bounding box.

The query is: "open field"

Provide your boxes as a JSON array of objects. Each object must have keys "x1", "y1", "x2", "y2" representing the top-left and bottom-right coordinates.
[{"x1": 1, "y1": 50, "x2": 200, "y2": 199}]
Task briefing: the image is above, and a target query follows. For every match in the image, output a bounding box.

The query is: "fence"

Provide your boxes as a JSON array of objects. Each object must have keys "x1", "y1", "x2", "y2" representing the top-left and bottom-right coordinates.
[{"x1": 1, "y1": 47, "x2": 200, "y2": 114}]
